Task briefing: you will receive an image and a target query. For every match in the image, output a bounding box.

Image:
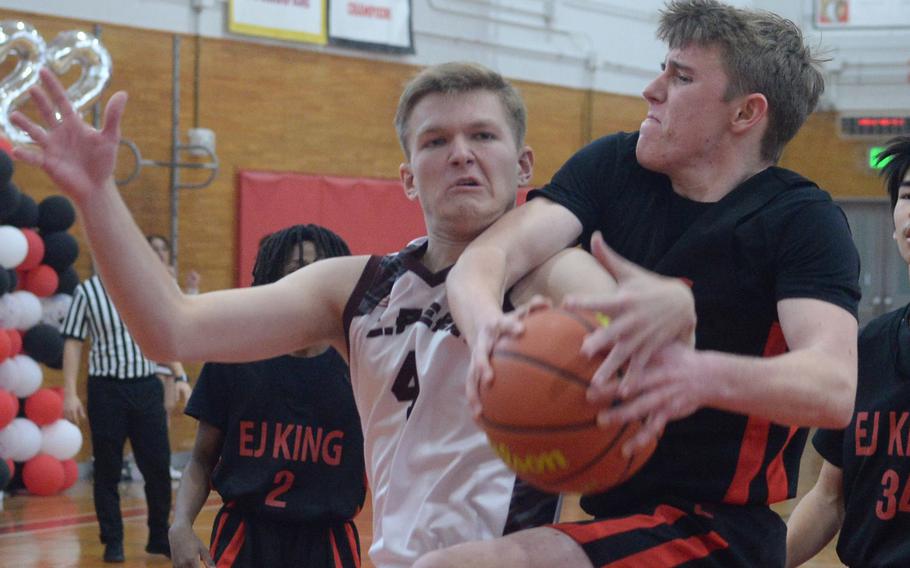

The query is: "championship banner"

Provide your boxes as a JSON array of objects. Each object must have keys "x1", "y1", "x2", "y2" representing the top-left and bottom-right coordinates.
[
  {"x1": 229, "y1": 0, "x2": 328, "y2": 45},
  {"x1": 329, "y1": 0, "x2": 413, "y2": 53}
]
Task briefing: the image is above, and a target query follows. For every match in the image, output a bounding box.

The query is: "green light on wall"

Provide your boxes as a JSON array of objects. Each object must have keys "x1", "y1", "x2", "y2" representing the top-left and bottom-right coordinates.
[{"x1": 870, "y1": 146, "x2": 894, "y2": 170}]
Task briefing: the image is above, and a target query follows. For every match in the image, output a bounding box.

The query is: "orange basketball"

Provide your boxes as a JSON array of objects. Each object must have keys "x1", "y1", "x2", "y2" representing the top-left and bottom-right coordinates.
[{"x1": 479, "y1": 307, "x2": 657, "y2": 494}]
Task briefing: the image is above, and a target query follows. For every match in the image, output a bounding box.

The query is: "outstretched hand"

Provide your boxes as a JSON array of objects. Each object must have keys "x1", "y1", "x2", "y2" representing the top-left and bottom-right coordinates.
[
  {"x1": 563, "y1": 232, "x2": 696, "y2": 401},
  {"x1": 10, "y1": 67, "x2": 127, "y2": 203},
  {"x1": 466, "y1": 295, "x2": 551, "y2": 416}
]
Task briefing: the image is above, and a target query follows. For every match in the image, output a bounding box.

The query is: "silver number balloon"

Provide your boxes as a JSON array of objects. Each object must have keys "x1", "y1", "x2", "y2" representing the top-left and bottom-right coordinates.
[
  {"x1": 0, "y1": 21, "x2": 46, "y2": 145},
  {"x1": 45, "y1": 30, "x2": 112, "y2": 117}
]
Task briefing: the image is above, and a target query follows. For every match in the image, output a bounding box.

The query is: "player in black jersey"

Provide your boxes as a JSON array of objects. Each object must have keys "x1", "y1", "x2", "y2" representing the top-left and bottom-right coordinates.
[
  {"x1": 786, "y1": 137, "x2": 910, "y2": 567},
  {"x1": 439, "y1": 1, "x2": 860, "y2": 567},
  {"x1": 169, "y1": 224, "x2": 365, "y2": 568}
]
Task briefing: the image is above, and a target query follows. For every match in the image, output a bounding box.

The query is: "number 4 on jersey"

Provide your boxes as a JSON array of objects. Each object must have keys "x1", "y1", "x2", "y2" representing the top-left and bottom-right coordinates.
[{"x1": 392, "y1": 350, "x2": 420, "y2": 419}]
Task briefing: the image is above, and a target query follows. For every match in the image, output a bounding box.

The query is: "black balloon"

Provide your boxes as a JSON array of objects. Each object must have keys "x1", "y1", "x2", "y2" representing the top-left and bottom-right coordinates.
[
  {"x1": 0, "y1": 182, "x2": 22, "y2": 224},
  {"x1": 38, "y1": 196, "x2": 76, "y2": 233},
  {"x1": 6, "y1": 193, "x2": 38, "y2": 228},
  {"x1": 0, "y1": 150, "x2": 11, "y2": 187},
  {"x1": 56, "y1": 266, "x2": 79, "y2": 295},
  {"x1": 23, "y1": 324, "x2": 65, "y2": 365},
  {"x1": 42, "y1": 232, "x2": 79, "y2": 272},
  {"x1": 0, "y1": 269, "x2": 8, "y2": 295},
  {"x1": 46, "y1": 352, "x2": 63, "y2": 370},
  {"x1": 7, "y1": 268, "x2": 17, "y2": 292}
]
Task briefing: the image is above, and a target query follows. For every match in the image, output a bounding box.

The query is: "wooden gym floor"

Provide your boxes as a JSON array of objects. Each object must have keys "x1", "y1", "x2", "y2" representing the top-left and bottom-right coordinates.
[{"x1": 0, "y1": 449, "x2": 844, "y2": 567}]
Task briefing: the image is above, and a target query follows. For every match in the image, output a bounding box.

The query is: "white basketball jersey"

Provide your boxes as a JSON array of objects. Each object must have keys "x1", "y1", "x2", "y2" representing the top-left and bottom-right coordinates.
[{"x1": 345, "y1": 240, "x2": 541, "y2": 568}]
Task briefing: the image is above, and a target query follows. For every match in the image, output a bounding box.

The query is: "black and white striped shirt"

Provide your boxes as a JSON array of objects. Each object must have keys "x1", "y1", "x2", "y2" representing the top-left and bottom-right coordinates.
[{"x1": 61, "y1": 275, "x2": 157, "y2": 379}]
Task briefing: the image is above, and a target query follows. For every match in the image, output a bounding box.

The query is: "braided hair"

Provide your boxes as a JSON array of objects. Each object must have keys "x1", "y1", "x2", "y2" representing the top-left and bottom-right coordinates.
[{"x1": 251, "y1": 224, "x2": 351, "y2": 286}]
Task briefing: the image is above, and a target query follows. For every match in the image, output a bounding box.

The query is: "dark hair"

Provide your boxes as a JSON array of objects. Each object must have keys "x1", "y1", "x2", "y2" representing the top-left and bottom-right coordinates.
[
  {"x1": 658, "y1": 0, "x2": 825, "y2": 162},
  {"x1": 251, "y1": 224, "x2": 351, "y2": 286},
  {"x1": 394, "y1": 62, "x2": 526, "y2": 158},
  {"x1": 878, "y1": 136, "x2": 910, "y2": 211}
]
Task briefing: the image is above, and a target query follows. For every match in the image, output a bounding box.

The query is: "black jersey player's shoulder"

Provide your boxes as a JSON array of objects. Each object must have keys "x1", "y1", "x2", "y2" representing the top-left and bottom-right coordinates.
[{"x1": 758, "y1": 167, "x2": 837, "y2": 215}]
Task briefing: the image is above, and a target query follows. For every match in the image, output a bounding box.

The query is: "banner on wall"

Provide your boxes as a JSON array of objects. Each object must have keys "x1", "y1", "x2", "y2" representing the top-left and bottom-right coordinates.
[
  {"x1": 229, "y1": 0, "x2": 328, "y2": 45},
  {"x1": 814, "y1": 0, "x2": 910, "y2": 28},
  {"x1": 329, "y1": 0, "x2": 413, "y2": 53}
]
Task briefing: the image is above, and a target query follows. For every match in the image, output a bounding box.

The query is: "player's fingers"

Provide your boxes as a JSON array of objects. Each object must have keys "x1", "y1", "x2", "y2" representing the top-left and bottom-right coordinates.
[
  {"x1": 40, "y1": 67, "x2": 76, "y2": 119},
  {"x1": 524, "y1": 295, "x2": 551, "y2": 314},
  {"x1": 579, "y1": 314, "x2": 630, "y2": 358},
  {"x1": 623, "y1": 410, "x2": 667, "y2": 456},
  {"x1": 101, "y1": 91, "x2": 128, "y2": 141},
  {"x1": 590, "y1": 231, "x2": 639, "y2": 281},
  {"x1": 10, "y1": 145, "x2": 44, "y2": 168},
  {"x1": 28, "y1": 82, "x2": 60, "y2": 127},
  {"x1": 586, "y1": 378, "x2": 620, "y2": 404},
  {"x1": 596, "y1": 389, "x2": 665, "y2": 427},
  {"x1": 9, "y1": 111, "x2": 48, "y2": 146},
  {"x1": 588, "y1": 339, "x2": 631, "y2": 393}
]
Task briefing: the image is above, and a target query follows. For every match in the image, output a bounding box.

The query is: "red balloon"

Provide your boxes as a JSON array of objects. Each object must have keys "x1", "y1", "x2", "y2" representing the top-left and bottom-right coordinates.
[
  {"x1": 6, "y1": 458, "x2": 13, "y2": 477},
  {"x1": 0, "y1": 137, "x2": 11, "y2": 157},
  {"x1": 18, "y1": 230, "x2": 45, "y2": 272},
  {"x1": 23, "y1": 265, "x2": 59, "y2": 298},
  {"x1": 7, "y1": 330, "x2": 21, "y2": 356},
  {"x1": 24, "y1": 388, "x2": 63, "y2": 426},
  {"x1": 0, "y1": 330, "x2": 9, "y2": 363},
  {"x1": 23, "y1": 454, "x2": 65, "y2": 496},
  {"x1": 0, "y1": 389, "x2": 18, "y2": 429},
  {"x1": 60, "y1": 458, "x2": 78, "y2": 490}
]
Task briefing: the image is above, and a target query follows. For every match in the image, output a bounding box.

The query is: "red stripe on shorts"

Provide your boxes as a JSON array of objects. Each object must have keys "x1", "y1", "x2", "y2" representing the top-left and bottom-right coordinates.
[
  {"x1": 210, "y1": 508, "x2": 230, "y2": 557},
  {"x1": 345, "y1": 522, "x2": 361, "y2": 567},
  {"x1": 557, "y1": 505, "x2": 687, "y2": 544},
  {"x1": 330, "y1": 528, "x2": 343, "y2": 568},
  {"x1": 216, "y1": 520, "x2": 246, "y2": 568},
  {"x1": 601, "y1": 530, "x2": 728, "y2": 568}
]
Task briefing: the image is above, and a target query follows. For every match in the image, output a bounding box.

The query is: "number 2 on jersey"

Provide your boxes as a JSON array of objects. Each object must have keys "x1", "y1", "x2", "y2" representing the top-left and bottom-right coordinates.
[
  {"x1": 265, "y1": 470, "x2": 294, "y2": 509},
  {"x1": 392, "y1": 350, "x2": 420, "y2": 419}
]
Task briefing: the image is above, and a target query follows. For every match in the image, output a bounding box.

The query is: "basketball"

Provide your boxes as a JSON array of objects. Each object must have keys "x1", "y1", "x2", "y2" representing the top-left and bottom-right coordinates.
[{"x1": 479, "y1": 307, "x2": 658, "y2": 494}]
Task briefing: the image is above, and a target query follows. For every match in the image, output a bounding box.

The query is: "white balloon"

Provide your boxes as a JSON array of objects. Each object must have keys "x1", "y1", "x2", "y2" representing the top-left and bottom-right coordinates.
[
  {"x1": 0, "y1": 226, "x2": 27, "y2": 269},
  {"x1": 0, "y1": 292, "x2": 19, "y2": 329},
  {"x1": 40, "y1": 293, "x2": 73, "y2": 330},
  {"x1": 11, "y1": 354, "x2": 40, "y2": 397},
  {"x1": 41, "y1": 419, "x2": 82, "y2": 460},
  {"x1": 11, "y1": 290, "x2": 42, "y2": 330},
  {"x1": 0, "y1": 417, "x2": 42, "y2": 461},
  {"x1": 0, "y1": 357, "x2": 19, "y2": 392}
]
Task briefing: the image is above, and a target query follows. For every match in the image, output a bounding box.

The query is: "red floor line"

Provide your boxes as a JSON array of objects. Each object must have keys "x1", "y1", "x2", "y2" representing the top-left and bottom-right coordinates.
[{"x1": 0, "y1": 498, "x2": 221, "y2": 535}]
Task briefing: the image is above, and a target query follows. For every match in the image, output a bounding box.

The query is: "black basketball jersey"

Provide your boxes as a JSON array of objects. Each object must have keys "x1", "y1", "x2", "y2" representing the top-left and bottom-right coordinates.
[
  {"x1": 814, "y1": 305, "x2": 910, "y2": 567},
  {"x1": 532, "y1": 132, "x2": 860, "y2": 515},
  {"x1": 186, "y1": 349, "x2": 366, "y2": 522}
]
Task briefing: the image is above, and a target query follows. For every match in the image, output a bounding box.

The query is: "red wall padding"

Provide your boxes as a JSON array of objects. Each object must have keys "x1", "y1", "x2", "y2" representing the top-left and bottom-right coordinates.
[{"x1": 237, "y1": 170, "x2": 530, "y2": 287}]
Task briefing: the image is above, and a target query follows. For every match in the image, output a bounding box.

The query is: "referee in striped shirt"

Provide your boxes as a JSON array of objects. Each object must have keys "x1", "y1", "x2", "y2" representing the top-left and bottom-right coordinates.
[{"x1": 62, "y1": 273, "x2": 172, "y2": 563}]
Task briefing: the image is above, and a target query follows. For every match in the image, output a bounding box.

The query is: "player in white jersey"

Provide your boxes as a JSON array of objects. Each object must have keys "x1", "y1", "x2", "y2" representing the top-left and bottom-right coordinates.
[
  {"x1": 347, "y1": 237, "x2": 543, "y2": 565},
  {"x1": 14, "y1": 62, "x2": 617, "y2": 567}
]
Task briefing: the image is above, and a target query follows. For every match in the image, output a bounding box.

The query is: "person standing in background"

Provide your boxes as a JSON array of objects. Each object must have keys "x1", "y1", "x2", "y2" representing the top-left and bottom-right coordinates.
[
  {"x1": 169, "y1": 223, "x2": 366, "y2": 568},
  {"x1": 786, "y1": 136, "x2": 910, "y2": 567},
  {"x1": 61, "y1": 270, "x2": 173, "y2": 563}
]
